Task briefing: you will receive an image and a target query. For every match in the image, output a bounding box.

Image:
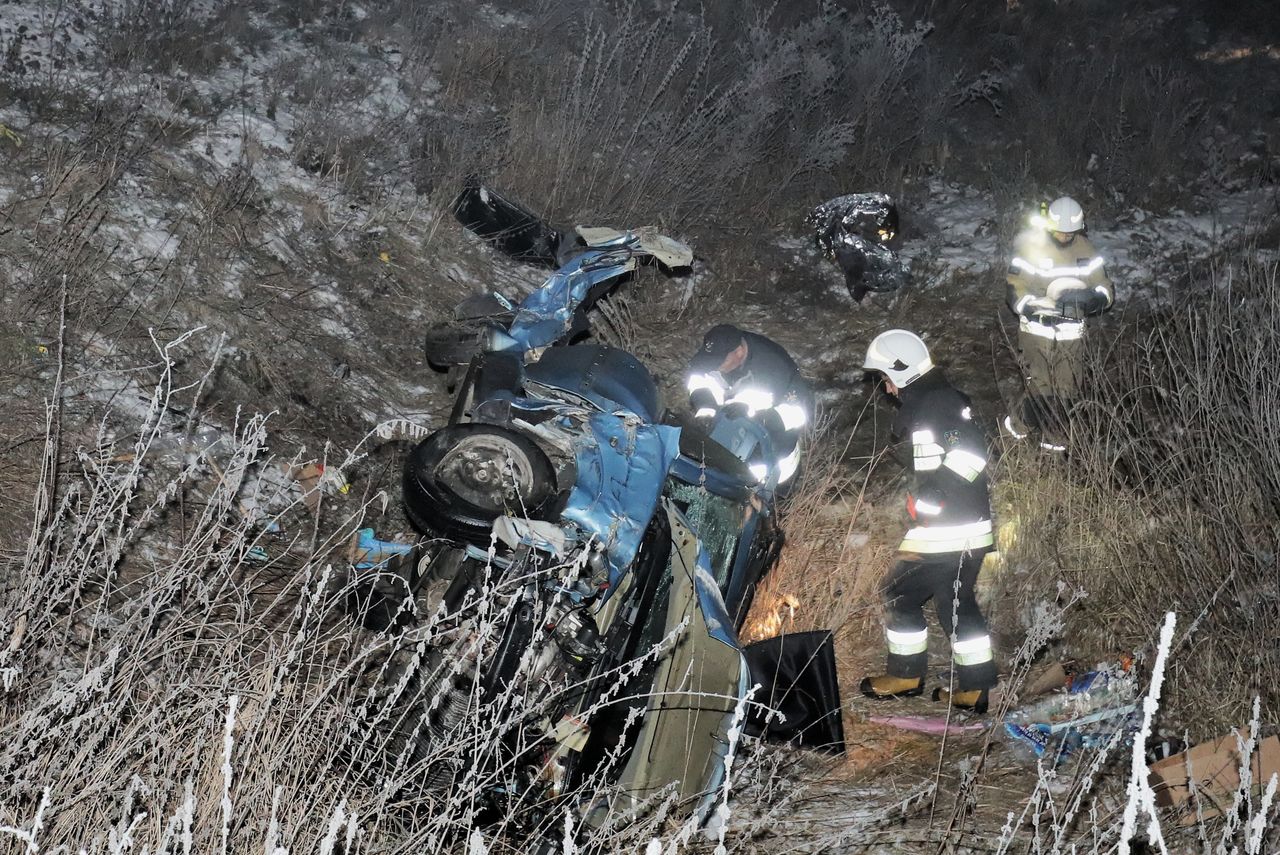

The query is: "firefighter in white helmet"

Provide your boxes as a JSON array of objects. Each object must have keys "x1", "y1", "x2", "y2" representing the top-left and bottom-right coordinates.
[
  {"x1": 859, "y1": 330, "x2": 998, "y2": 712},
  {"x1": 1005, "y1": 196, "x2": 1113, "y2": 445}
]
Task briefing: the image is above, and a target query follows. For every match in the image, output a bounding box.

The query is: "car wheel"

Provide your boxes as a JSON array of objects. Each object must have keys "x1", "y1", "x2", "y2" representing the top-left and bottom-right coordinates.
[{"x1": 404, "y1": 424, "x2": 558, "y2": 542}]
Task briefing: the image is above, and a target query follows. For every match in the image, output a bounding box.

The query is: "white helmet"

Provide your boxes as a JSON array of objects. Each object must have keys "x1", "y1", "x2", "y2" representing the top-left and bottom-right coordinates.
[
  {"x1": 863, "y1": 329, "x2": 933, "y2": 388},
  {"x1": 1046, "y1": 196, "x2": 1085, "y2": 233}
]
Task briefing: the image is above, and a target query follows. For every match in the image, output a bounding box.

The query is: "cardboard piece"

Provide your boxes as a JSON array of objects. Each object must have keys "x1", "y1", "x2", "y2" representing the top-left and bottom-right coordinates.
[
  {"x1": 1024, "y1": 662, "x2": 1069, "y2": 698},
  {"x1": 290, "y1": 463, "x2": 324, "y2": 516},
  {"x1": 1149, "y1": 732, "x2": 1280, "y2": 823}
]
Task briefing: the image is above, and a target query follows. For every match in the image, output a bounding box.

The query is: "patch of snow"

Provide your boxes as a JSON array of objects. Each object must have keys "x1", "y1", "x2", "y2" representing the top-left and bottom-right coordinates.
[{"x1": 318, "y1": 317, "x2": 350, "y2": 338}]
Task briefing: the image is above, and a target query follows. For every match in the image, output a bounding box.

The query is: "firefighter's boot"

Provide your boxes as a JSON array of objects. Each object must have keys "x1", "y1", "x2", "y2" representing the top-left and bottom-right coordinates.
[
  {"x1": 931, "y1": 686, "x2": 989, "y2": 714},
  {"x1": 859, "y1": 675, "x2": 925, "y2": 700}
]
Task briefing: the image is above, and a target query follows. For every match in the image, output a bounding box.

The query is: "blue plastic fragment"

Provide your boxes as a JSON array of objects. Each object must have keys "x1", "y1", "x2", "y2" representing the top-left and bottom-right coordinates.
[{"x1": 354, "y1": 527, "x2": 413, "y2": 570}]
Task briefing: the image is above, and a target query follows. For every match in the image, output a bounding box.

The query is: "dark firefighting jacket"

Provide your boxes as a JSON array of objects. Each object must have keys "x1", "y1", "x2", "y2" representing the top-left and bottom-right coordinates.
[
  {"x1": 686, "y1": 332, "x2": 811, "y2": 463},
  {"x1": 891, "y1": 369, "x2": 993, "y2": 555}
]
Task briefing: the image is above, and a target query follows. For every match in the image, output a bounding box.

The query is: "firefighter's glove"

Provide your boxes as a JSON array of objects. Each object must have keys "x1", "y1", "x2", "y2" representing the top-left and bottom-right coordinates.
[
  {"x1": 1056, "y1": 289, "x2": 1108, "y2": 319},
  {"x1": 721, "y1": 402, "x2": 750, "y2": 421}
]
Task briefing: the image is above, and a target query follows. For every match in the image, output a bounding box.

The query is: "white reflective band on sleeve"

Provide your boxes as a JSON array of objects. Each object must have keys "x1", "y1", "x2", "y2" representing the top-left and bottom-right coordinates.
[
  {"x1": 773, "y1": 401, "x2": 808, "y2": 431},
  {"x1": 952, "y1": 635, "x2": 994, "y2": 666},
  {"x1": 943, "y1": 448, "x2": 987, "y2": 482},
  {"x1": 726, "y1": 386, "x2": 774, "y2": 415},
  {"x1": 686, "y1": 372, "x2": 726, "y2": 405},
  {"x1": 913, "y1": 498, "x2": 943, "y2": 516},
  {"x1": 912, "y1": 429, "x2": 946, "y2": 471},
  {"x1": 694, "y1": 407, "x2": 717, "y2": 419},
  {"x1": 1011, "y1": 255, "x2": 1104, "y2": 278},
  {"x1": 886, "y1": 628, "x2": 929, "y2": 656},
  {"x1": 776, "y1": 445, "x2": 801, "y2": 484},
  {"x1": 749, "y1": 462, "x2": 769, "y2": 483},
  {"x1": 1019, "y1": 316, "x2": 1085, "y2": 341},
  {"x1": 900, "y1": 519, "x2": 994, "y2": 553},
  {"x1": 1003, "y1": 415, "x2": 1028, "y2": 439}
]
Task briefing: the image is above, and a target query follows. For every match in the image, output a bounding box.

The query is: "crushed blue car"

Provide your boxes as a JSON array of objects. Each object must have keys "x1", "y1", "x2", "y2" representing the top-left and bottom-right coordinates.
[
  {"x1": 348, "y1": 341, "x2": 842, "y2": 838},
  {"x1": 347, "y1": 184, "x2": 840, "y2": 839}
]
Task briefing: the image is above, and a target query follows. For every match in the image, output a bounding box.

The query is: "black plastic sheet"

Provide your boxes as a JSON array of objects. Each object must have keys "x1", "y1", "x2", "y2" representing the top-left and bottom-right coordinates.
[
  {"x1": 452, "y1": 174, "x2": 564, "y2": 265},
  {"x1": 743, "y1": 629, "x2": 846, "y2": 754}
]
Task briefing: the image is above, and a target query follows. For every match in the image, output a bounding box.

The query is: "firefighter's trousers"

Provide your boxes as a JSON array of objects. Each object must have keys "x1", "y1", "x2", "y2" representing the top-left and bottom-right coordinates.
[
  {"x1": 882, "y1": 548, "x2": 997, "y2": 692},
  {"x1": 1013, "y1": 320, "x2": 1085, "y2": 435}
]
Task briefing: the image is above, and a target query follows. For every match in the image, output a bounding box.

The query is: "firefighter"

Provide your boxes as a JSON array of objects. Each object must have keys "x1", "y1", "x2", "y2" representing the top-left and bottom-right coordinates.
[
  {"x1": 1004, "y1": 196, "x2": 1113, "y2": 445},
  {"x1": 685, "y1": 324, "x2": 811, "y2": 485},
  {"x1": 859, "y1": 330, "x2": 998, "y2": 712}
]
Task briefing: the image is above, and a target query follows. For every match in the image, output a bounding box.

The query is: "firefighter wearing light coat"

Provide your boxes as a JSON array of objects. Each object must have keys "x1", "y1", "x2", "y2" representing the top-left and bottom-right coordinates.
[
  {"x1": 860, "y1": 330, "x2": 998, "y2": 712},
  {"x1": 1005, "y1": 196, "x2": 1113, "y2": 441},
  {"x1": 685, "y1": 325, "x2": 810, "y2": 485}
]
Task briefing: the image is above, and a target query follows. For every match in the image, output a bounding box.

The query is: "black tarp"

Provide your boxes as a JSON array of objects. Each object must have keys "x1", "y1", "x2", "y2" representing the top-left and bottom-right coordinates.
[{"x1": 743, "y1": 629, "x2": 845, "y2": 754}]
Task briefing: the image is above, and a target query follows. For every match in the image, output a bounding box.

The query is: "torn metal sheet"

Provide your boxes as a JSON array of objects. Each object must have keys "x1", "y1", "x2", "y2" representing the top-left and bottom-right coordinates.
[
  {"x1": 575, "y1": 226, "x2": 693, "y2": 268},
  {"x1": 503, "y1": 250, "x2": 638, "y2": 352},
  {"x1": 561, "y1": 412, "x2": 680, "y2": 584}
]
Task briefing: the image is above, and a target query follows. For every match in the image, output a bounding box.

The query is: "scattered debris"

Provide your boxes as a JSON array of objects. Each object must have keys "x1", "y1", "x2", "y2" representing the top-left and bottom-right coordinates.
[
  {"x1": 349, "y1": 528, "x2": 414, "y2": 570},
  {"x1": 868, "y1": 715, "x2": 987, "y2": 736},
  {"x1": 1002, "y1": 662, "x2": 1138, "y2": 764},
  {"x1": 286, "y1": 462, "x2": 349, "y2": 517}
]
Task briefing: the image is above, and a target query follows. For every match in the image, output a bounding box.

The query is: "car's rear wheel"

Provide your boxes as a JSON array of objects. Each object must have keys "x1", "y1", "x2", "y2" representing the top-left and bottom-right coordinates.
[{"x1": 404, "y1": 424, "x2": 558, "y2": 542}]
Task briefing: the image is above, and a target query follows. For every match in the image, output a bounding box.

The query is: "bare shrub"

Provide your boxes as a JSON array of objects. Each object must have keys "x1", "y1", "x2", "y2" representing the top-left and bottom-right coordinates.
[
  {"x1": 415, "y1": 1, "x2": 977, "y2": 231},
  {"x1": 743, "y1": 416, "x2": 893, "y2": 645}
]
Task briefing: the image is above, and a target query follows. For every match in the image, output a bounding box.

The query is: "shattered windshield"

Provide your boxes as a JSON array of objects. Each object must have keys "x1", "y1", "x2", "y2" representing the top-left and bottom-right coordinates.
[{"x1": 664, "y1": 479, "x2": 747, "y2": 593}]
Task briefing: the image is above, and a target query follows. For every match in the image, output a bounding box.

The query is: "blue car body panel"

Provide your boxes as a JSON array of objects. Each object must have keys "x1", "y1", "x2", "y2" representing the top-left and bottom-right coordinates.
[
  {"x1": 562, "y1": 413, "x2": 681, "y2": 585},
  {"x1": 524, "y1": 345, "x2": 660, "y2": 424},
  {"x1": 504, "y1": 250, "x2": 637, "y2": 352}
]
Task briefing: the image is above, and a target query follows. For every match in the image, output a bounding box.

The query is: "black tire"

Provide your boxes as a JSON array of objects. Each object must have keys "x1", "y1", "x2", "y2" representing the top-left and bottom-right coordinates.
[
  {"x1": 404, "y1": 424, "x2": 558, "y2": 542},
  {"x1": 424, "y1": 321, "x2": 487, "y2": 369}
]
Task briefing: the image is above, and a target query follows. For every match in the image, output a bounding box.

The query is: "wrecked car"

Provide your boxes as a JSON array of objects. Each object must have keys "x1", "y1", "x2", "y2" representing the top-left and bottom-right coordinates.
[
  {"x1": 423, "y1": 178, "x2": 693, "y2": 382},
  {"x1": 807, "y1": 192, "x2": 910, "y2": 302},
  {"x1": 351, "y1": 341, "x2": 842, "y2": 834}
]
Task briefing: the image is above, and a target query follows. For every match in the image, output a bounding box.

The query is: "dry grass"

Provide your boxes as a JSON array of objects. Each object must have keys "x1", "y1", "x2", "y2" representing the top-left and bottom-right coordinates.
[
  {"x1": 742, "y1": 416, "x2": 893, "y2": 646},
  {"x1": 992, "y1": 250, "x2": 1280, "y2": 738}
]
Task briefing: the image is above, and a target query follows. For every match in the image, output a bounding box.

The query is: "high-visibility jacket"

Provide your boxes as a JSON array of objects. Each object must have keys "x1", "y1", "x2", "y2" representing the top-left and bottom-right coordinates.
[
  {"x1": 686, "y1": 332, "x2": 811, "y2": 478},
  {"x1": 1006, "y1": 228, "x2": 1112, "y2": 333},
  {"x1": 891, "y1": 369, "x2": 993, "y2": 555},
  {"x1": 1006, "y1": 228, "x2": 1113, "y2": 400}
]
